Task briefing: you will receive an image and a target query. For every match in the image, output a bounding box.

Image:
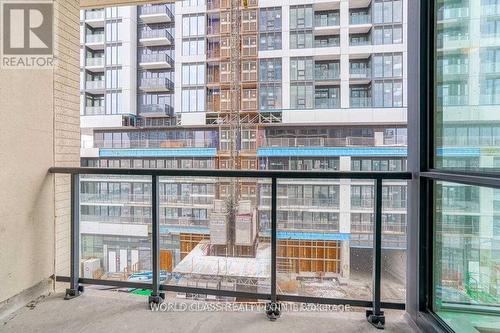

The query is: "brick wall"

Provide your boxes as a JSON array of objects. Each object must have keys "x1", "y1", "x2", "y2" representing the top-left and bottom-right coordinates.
[{"x1": 53, "y1": 0, "x2": 81, "y2": 277}]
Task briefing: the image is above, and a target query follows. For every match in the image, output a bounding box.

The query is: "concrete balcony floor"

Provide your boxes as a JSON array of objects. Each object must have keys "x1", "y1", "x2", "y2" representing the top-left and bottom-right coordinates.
[{"x1": 1, "y1": 289, "x2": 416, "y2": 333}]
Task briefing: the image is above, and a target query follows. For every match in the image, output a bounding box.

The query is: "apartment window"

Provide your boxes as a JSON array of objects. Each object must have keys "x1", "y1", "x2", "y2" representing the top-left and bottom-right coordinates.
[
  {"x1": 481, "y1": 78, "x2": 500, "y2": 104},
  {"x1": 182, "y1": 63, "x2": 205, "y2": 86},
  {"x1": 373, "y1": 53, "x2": 403, "y2": 78},
  {"x1": 290, "y1": 83, "x2": 314, "y2": 109},
  {"x1": 350, "y1": 85, "x2": 372, "y2": 108},
  {"x1": 373, "y1": 0, "x2": 402, "y2": 24},
  {"x1": 259, "y1": 7, "x2": 282, "y2": 32},
  {"x1": 290, "y1": 5, "x2": 313, "y2": 29},
  {"x1": 373, "y1": 80, "x2": 403, "y2": 107},
  {"x1": 290, "y1": 31, "x2": 313, "y2": 49},
  {"x1": 259, "y1": 58, "x2": 282, "y2": 82},
  {"x1": 481, "y1": 17, "x2": 500, "y2": 37},
  {"x1": 180, "y1": 0, "x2": 205, "y2": 6},
  {"x1": 259, "y1": 83, "x2": 282, "y2": 110},
  {"x1": 373, "y1": 25, "x2": 403, "y2": 44},
  {"x1": 290, "y1": 57, "x2": 314, "y2": 81},
  {"x1": 105, "y1": 44, "x2": 122, "y2": 66},
  {"x1": 351, "y1": 157, "x2": 407, "y2": 171},
  {"x1": 260, "y1": 32, "x2": 282, "y2": 50},
  {"x1": 182, "y1": 88, "x2": 205, "y2": 112},
  {"x1": 315, "y1": 10, "x2": 340, "y2": 27},
  {"x1": 315, "y1": 87, "x2": 340, "y2": 109},
  {"x1": 384, "y1": 128, "x2": 407, "y2": 145},
  {"x1": 182, "y1": 38, "x2": 205, "y2": 56},
  {"x1": 436, "y1": 81, "x2": 468, "y2": 106},
  {"x1": 182, "y1": 14, "x2": 205, "y2": 37}
]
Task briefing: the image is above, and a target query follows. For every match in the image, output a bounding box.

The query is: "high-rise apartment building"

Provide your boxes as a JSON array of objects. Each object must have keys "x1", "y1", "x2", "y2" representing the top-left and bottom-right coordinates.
[{"x1": 79, "y1": 0, "x2": 408, "y2": 300}]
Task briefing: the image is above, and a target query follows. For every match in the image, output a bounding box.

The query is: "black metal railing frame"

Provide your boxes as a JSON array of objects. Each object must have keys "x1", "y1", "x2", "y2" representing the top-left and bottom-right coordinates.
[{"x1": 50, "y1": 167, "x2": 411, "y2": 325}]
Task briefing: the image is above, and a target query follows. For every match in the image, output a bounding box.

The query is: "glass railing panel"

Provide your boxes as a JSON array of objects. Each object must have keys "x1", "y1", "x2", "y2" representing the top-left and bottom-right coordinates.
[
  {"x1": 275, "y1": 178, "x2": 373, "y2": 301},
  {"x1": 160, "y1": 176, "x2": 271, "y2": 299},
  {"x1": 79, "y1": 174, "x2": 152, "y2": 283}
]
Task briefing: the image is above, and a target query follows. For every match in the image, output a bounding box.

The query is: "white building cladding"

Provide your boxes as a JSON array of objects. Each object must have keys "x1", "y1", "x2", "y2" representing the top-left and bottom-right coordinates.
[{"x1": 78, "y1": 0, "x2": 408, "y2": 300}]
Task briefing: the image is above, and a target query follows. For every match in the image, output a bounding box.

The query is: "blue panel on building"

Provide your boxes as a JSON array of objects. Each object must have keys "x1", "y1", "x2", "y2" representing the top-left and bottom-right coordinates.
[
  {"x1": 261, "y1": 230, "x2": 350, "y2": 241},
  {"x1": 257, "y1": 147, "x2": 407, "y2": 157},
  {"x1": 435, "y1": 147, "x2": 480, "y2": 157},
  {"x1": 100, "y1": 148, "x2": 217, "y2": 158},
  {"x1": 159, "y1": 226, "x2": 209, "y2": 235}
]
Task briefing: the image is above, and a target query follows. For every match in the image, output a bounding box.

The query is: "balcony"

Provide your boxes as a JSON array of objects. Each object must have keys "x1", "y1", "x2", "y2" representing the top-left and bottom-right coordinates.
[
  {"x1": 314, "y1": 68, "x2": 340, "y2": 82},
  {"x1": 139, "y1": 104, "x2": 174, "y2": 117},
  {"x1": 350, "y1": 96, "x2": 372, "y2": 108},
  {"x1": 47, "y1": 166, "x2": 411, "y2": 329},
  {"x1": 139, "y1": 53, "x2": 174, "y2": 69},
  {"x1": 439, "y1": 63, "x2": 468, "y2": 76},
  {"x1": 139, "y1": 77, "x2": 174, "y2": 92},
  {"x1": 481, "y1": 62, "x2": 500, "y2": 74},
  {"x1": 437, "y1": 7, "x2": 469, "y2": 21},
  {"x1": 315, "y1": 98, "x2": 340, "y2": 109},
  {"x1": 85, "y1": 34, "x2": 105, "y2": 49},
  {"x1": 85, "y1": 57, "x2": 104, "y2": 71},
  {"x1": 349, "y1": 13, "x2": 371, "y2": 34},
  {"x1": 262, "y1": 137, "x2": 376, "y2": 148},
  {"x1": 438, "y1": 95, "x2": 468, "y2": 106},
  {"x1": 85, "y1": 10, "x2": 104, "y2": 28},
  {"x1": 314, "y1": 13, "x2": 340, "y2": 36},
  {"x1": 84, "y1": 106, "x2": 105, "y2": 115},
  {"x1": 139, "y1": 29, "x2": 173, "y2": 46},
  {"x1": 85, "y1": 80, "x2": 105, "y2": 93},
  {"x1": 350, "y1": 67, "x2": 371, "y2": 81},
  {"x1": 94, "y1": 138, "x2": 216, "y2": 149},
  {"x1": 139, "y1": 4, "x2": 173, "y2": 23}
]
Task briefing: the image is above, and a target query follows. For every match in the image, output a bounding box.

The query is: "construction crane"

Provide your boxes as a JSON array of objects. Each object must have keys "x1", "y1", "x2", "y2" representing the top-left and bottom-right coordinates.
[{"x1": 224, "y1": 0, "x2": 244, "y2": 256}]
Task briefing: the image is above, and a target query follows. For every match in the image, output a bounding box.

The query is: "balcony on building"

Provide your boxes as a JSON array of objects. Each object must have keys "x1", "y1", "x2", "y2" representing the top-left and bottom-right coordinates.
[
  {"x1": 436, "y1": 4, "x2": 470, "y2": 21},
  {"x1": 314, "y1": 61, "x2": 340, "y2": 84},
  {"x1": 85, "y1": 56, "x2": 104, "y2": 72},
  {"x1": 138, "y1": 104, "x2": 174, "y2": 117},
  {"x1": 349, "y1": 32, "x2": 371, "y2": 46},
  {"x1": 85, "y1": 33, "x2": 105, "y2": 50},
  {"x1": 314, "y1": 34, "x2": 340, "y2": 48},
  {"x1": 84, "y1": 105, "x2": 105, "y2": 116},
  {"x1": 481, "y1": 62, "x2": 500, "y2": 74},
  {"x1": 139, "y1": 77, "x2": 174, "y2": 92},
  {"x1": 138, "y1": 53, "x2": 173, "y2": 69},
  {"x1": 85, "y1": 80, "x2": 105, "y2": 93},
  {"x1": 85, "y1": 9, "x2": 104, "y2": 28},
  {"x1": 139, "y1": 29, "x2": 173, "y2": 46},
  {"x1": 138, "y1": 4, "x2": 173, "y2": 24},
  {"x1": 350, "y1": 60, "x2": 371, "y2": 84},
  {"x1": 314, "y1": 9, "x2": 340, "y2": 36},
  {"x1": 349, "y1": 8, "x2": 372, "y2": 34}
]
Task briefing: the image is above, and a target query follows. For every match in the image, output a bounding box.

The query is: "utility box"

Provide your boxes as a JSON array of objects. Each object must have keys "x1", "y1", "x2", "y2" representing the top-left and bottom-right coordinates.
[
  {"x1": 210, "y1": 213, "x2": 228, "y2": 245},
  {"x1": 235, "y1": 209, "x2": 257, "y2": 246},
  {"x1": 237, "y1": 200, "x2": 252, "y2": 215},
  {"x1": 213, "y1": 199, "x2": 226, "y2": 214}
]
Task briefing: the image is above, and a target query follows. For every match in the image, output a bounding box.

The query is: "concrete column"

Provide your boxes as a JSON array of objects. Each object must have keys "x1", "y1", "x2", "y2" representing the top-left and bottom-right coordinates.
[{"x1": 340, "y1": 0, "x2": 350, "y2": 109}]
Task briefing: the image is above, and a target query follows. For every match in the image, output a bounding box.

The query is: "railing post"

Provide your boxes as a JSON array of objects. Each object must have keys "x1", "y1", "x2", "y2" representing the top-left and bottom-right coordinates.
[
  {"x1": 149, "y1": 175, "x2": 164, "y2": 305},
  {"x1": 65, "y1": 173, "x2": 83, "y2": 299},
  {"x1": 367, "y1": 178, "x2": 385, "y2": 328},
  {"x1": 266, "y1": 177, "x2": 281, "y2": 320}
]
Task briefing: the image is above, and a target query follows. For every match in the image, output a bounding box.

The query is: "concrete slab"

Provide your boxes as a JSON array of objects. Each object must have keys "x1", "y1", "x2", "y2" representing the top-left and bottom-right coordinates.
[{"x1": 1, "y1": 289, "x2": 417, "y2": 333}]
